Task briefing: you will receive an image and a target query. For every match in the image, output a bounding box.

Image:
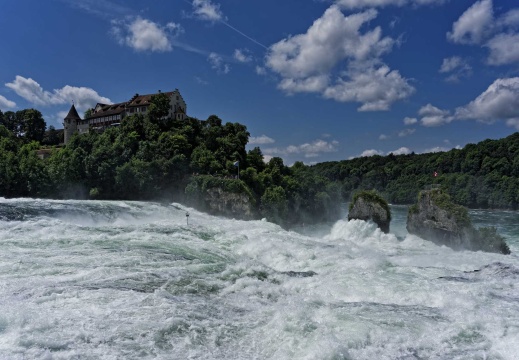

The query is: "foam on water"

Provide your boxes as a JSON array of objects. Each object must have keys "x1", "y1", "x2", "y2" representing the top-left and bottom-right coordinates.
[{"x1": 0, "y1": 198, "x2": 518, "y2": 359}]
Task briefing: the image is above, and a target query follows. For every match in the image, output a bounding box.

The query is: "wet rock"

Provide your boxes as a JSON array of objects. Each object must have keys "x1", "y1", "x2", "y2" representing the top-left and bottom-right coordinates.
[
  {"x1": 204, "y1": 187, "x2": 255, "y2": 219},
  {"x1": 348, "y1": 190, "x2": 391, "y2": 233},
  {"x1": 407, "y1": 189, "x2": 510, "y2": 254},
  {"x1": 281, "y1": 271, "x2": 317, "y2": 278}
]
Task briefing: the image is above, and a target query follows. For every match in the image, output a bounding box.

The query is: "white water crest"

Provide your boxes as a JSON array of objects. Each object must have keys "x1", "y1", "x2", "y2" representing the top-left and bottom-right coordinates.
[{"x1": 0, "y1": 199, "x2": 518, "y2": 359}]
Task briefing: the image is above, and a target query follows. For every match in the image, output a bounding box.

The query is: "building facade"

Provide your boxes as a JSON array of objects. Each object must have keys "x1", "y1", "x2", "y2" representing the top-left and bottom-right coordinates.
[{"x1": 63, "y1": 89, "x2": 187, "y2": 144}]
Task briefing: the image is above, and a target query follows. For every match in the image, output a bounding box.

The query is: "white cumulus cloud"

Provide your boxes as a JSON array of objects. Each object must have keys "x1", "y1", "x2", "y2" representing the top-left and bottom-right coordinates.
[
  {"x1": 497, "y1": 9, "x2": 519, "y2": 29},
  {"x1": 410, "y1": 77, "x2": 519, "y2": 129},
  {"x1": 255, "y1": 66, "x2": 267, "y2": 76},
  {"x1": 485, "y1": 33, "x2": 519, "y2": 65},
  {"x1": 192, "y1": 0, "x2": 224, "y2": 22},
  {"x1": 439, "y1": 56, "x2": 472, "y2": 82},
  {"x1": 447, "y1": 0, "x2": 493, "y2": 45},
  {"x1": 388, "y1": 146, "x2": 412, "y2": 155},
  {"x1": 447, "y1": 0, "x2": 519, "y2": 66},
  {"x1": 264, "y1": 139, "x2": 339, "y2": 158},
  {"x1": 5, "y1": 75, "x2": 111, "y2": 111},
  {"x1": 398, "y1": 128, "x2": 415, "y2": 137},
  {"x1": 249, "y1": 135, "x2": 275, "y2": 145},
  {"x1": 455, "y1": 77, "x2": 519, "y2": 126},
  {"x1": 265, "y1": 6, "x2": 413, "y2": 111},
  {"x1": 111, "y1": 17, "x2": 182, "y2": 52},
  {"x1": 403, "y1": 116, "x2": 417, "y2": 125},
  {"x1": 234, "y1": 49, "x2": 252, "y2": 63},
  {"x1": 323, "y1": 64, "x2": 414, "y2": 111},
  {"x1": 359, "y1": 149, "x2": 384, "y2": 157},
  {"x1": 208, "y1": 53, "x2": 230, "y2": 74},
  {"x1": 418, "y1": 103, "x2": 453, "y2": 127},
  {"x1": 335, "y1": 0, "x2": 446, "y2": 9},
  {"x1": 0, "y1": 95, "x2": 16, "y2": 110}
]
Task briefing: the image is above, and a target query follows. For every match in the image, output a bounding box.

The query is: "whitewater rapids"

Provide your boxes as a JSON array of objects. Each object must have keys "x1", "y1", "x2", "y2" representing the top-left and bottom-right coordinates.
[{"x1": 0, "y1": 198, "x2": 518, "y2": 359}]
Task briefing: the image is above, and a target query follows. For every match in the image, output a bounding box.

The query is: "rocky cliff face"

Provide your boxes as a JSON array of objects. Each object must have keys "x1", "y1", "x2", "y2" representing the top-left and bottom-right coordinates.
[
  {"x1": 203, "y1": 187, "x2": 255, "y2": 220},
  {"x1": 407, "y1": 189, "x2": 510, "y2": 254},
  {"x1": 348, "y1": 191, "x2": 391, "y2": 233}
]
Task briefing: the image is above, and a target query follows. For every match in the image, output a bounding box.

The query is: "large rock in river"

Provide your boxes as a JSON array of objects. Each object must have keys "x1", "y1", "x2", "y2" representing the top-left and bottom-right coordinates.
[
  {"x1": 407, "y1": 189, "x2": 510, "y2": 254},
  {"x1": 348, "y1": 190, "x2": 391, "y2": 233},
  {"x1": 185, "y1": 175, "x2": 256, "y2": 220}
]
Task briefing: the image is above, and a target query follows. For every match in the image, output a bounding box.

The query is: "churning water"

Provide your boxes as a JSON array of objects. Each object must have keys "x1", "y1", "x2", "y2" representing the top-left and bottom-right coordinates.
[{"x1": 0, "y1": 198, "x2": 518, "y2": 359}]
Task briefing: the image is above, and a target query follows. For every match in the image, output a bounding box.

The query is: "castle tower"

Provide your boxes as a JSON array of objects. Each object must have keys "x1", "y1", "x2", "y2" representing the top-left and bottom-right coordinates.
[{"x1": 63, "y1": 104, "x2": 81, "y2": 144}]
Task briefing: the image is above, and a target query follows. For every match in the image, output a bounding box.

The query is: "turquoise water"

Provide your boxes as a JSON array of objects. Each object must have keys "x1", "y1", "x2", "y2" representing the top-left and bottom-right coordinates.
[{"x1": 0, "y1": 198, "x2": 518, "y2": 359}]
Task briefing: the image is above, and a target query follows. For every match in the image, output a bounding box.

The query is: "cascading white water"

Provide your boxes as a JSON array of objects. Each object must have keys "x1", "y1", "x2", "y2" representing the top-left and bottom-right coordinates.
[{"x1": 0, "y1": 199, "x2": 518, "y2": 359}]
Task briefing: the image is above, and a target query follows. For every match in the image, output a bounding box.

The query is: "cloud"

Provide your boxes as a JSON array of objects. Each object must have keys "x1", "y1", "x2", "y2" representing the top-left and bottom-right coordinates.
[
  {"x1": 409, "y1": 77, "x2": 519, "y2": 130},
  {"x1": 192, "y1": 0, "x2": 225, "y2": 22},
  {"x1": 403, "y1": 116, "x2": 417, "y2": 125},
  {"x1": 263, "y1": 155, "x2": 273, "y2": 163},
  {"x1": 265, "y1": 6, "x2": 413, "y2": 110},
  {"x1": 194, "y1": 76, "x2": 209, "y2": 85},
  {"x1": 446, "y1": 0, "x2": 519, "y2": 66},
  {"x1": 111, "y1": 17, "x2": 182, "y2": 52},
  {"x1": 61, "y1": 0, "x2": 131, "y2": 20},
  {"x1": 352, "y1": 146, "x2": 414, "y2": 158},
  {"x1": 447, "y1": 0, "x2": 493, "y2": 45},
  {"x1": 379, "y1": 134, "x2": 388, "y2": 140},
  {"x1": 335, "y1": 0, "x2": 446, "y2": 9},
  {"x1": 0, "y1": 95, "x2": 16, "y2": 110},
  {"x1": 264, "y1": 139, "x2": 339, "y2": 158},
  {"x1": 439, "y1": 56, "x2": 472, "y2": 82},
  {"x1": 323, "y1": 64, "x2": 415, "y2": 111},
  {"x1": 358, "y1": 149, "x2": 384, "y2": 157},
  {"x1": 208, "y1": 53, "x2": 230, "y2": 74},
  {"x1": 398, "y1": 128, "x2": 415, "y2": 137},
  {"x1": 249, "y1": 135, "x2": 275, "y2": 145},
  {"x1": 485, "y1": 33, "x2": 519, "y2": 65},
  {"x1": 418, "y1": 103, "x2": 453, "y2": 127},
  {"x1": 389, "y1": 146, "x2": 412, "y2": 155},
  {"x1": 423, "y1": 146, "x2": 449, "y2": 153},
  {"x1": 497, "y1": 9, "x2": 519, "y2": 29},
  {"x1": 455, "y1": 77, "x2": 519, "y2": 126},
  {"x1": 234, "y1": 49, "x2": 252, "y2": 63},
  {"x1": 5, "y1": 76, "x2": 111, "y2": 111},
  {"x1": 255, "y1": 66, "x2": 267, "y2": 76}
]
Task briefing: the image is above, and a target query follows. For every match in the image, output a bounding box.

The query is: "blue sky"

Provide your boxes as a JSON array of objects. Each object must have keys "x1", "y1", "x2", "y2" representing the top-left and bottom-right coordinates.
[{"x1": 1, "y1": 0, "x2": 519, "y2": 165}]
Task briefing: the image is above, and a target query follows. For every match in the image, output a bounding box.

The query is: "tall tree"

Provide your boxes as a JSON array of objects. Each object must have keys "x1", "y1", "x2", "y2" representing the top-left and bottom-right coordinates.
[{"x1": 20, "y1": 109, "x2": 46, "y2": 142}]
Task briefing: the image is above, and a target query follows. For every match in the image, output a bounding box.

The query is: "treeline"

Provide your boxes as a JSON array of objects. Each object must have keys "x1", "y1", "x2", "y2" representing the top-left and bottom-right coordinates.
[
  {"x1": 2, "y1": 97, "x2": 519, "y2": 226},
  {"x1": 312, "y1": 133, "x2": 519, "y2": 209},
  {"x1": 0, "y1": 96, "x2": 341, "y2": 225}
]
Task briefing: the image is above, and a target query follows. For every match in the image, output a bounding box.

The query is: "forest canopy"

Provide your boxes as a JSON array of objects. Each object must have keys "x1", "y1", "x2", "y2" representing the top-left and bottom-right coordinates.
[{"x1": 1, "y1": 100, "x2": 519, "y2": 227}]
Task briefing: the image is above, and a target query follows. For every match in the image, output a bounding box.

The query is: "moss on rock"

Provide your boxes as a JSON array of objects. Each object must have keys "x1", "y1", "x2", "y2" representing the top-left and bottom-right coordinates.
[{"x1": 348, "y1": 190, "x2": 391, "y2": 233}]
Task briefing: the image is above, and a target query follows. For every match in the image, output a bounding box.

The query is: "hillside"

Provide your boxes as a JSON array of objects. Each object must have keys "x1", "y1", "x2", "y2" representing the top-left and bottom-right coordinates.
[
  {"x1": 311, "y1": 132, "x2": 519, "y2": 209},
  {"x1": 2, "y1": 102, "x2": 519, "y2": 227}
]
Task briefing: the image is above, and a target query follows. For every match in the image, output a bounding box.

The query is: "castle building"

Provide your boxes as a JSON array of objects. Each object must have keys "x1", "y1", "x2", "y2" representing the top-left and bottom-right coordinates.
[{"x1": 63, "y1": 89, "x2": 187, "y2": 144}]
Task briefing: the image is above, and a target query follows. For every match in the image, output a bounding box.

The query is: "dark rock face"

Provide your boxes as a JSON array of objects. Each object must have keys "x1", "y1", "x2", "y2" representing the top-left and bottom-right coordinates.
[
  {"x1": 407, "y1": 189, "x2": 510, "y2": 254},
  {"x1": 204, "y1": 187, "x2": 255, "y2": 220},
  {"x1": 348, "y1": 194, "x2": 391, "y2": 233}
]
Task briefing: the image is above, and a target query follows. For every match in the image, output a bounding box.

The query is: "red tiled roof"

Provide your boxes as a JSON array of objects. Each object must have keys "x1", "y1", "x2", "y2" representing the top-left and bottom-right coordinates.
[{"x1": 127, "y1": 92, "x2": 175, "y2": 108}]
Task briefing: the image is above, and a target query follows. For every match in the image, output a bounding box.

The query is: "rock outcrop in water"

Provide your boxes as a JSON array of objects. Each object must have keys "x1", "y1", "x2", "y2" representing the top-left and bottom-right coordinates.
[
  {"x1": 348, "y1": 190, "x2": 391, "y2": 233},
  {"x1": 407, "y1": 189, "x2": 510, "y2": 254},
  {"x1": 203, "y1": 187, "x2": 255, "y2": 219},
  {"x1": 185, "y1": 175, "x2": 256, "y2": 220}
]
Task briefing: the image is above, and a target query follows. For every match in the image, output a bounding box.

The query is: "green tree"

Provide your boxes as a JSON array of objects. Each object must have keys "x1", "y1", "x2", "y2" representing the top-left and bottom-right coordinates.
[
  {"x1": 18, "y1": 109, "x2": 46, "y2": 142},
  {"x1": 148, "y1": 93, "x2": 171, "y2": 121},
  {"x1": 42, "y1": 125, "x2": 61, "y2": 146},
  {"x1": 260, "y1": 186, "x2": 288, "y2": 223}
]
